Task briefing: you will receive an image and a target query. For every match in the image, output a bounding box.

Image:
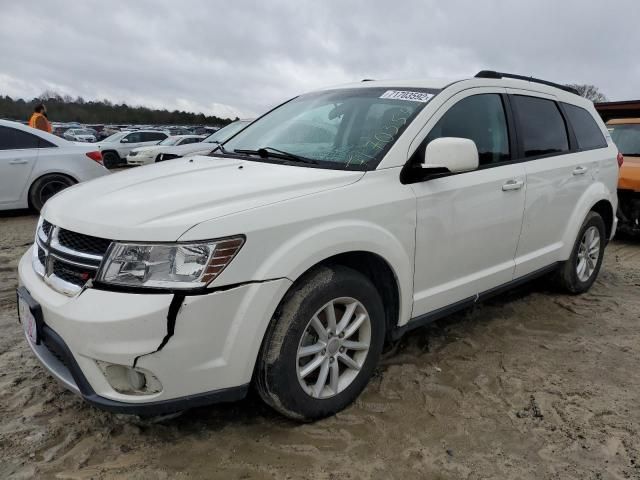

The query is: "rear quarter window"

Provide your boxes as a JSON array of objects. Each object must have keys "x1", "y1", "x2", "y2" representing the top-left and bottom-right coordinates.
[{"x1": 562, "y1": 103, "x2": 607, "y2": 150}]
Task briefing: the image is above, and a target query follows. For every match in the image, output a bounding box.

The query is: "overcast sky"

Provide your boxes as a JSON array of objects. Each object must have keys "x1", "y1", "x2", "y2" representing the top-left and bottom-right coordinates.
[{"x1": 1, "y1": 0, "x2": 638, "y2": 119}]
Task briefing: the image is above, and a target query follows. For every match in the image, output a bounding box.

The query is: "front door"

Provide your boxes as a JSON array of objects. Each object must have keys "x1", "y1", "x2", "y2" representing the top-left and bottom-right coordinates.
[{"x1": 409, "y1": 90, "x2": 526, "y2": 317}]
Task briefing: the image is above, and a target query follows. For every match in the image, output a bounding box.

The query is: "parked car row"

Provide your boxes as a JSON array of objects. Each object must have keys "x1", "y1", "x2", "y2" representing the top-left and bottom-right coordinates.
[
  {"x1": 126, "y1": 119, "x2": 252, "y2": 166},
  {"x1": 126, "y1": 135, "x2": 205, "y2": 165}
]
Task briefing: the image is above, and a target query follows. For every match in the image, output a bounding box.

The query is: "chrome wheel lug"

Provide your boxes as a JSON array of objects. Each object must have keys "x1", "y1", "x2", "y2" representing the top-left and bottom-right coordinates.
[{"x1": 339, "y1": 347, "x2": 345, "y2": 353}]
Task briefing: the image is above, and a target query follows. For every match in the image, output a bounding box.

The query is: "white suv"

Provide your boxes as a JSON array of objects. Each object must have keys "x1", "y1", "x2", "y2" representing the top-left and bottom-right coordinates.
[
  {"x1": 96, "y1": 130, "x2": 168, "y2": 168},
  {"x1": 17, "y1": 72, "x2": 619, "y2": 420}
]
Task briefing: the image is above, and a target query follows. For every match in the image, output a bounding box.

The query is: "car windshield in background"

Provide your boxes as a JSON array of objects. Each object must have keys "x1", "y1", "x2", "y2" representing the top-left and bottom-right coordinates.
[
  {"x1": 102, "y1": 132, "x2": 126, "y2": 142},
  {"x1": 203, "y1": 121, "x2": 250, "y2": 144},
  {"x1": 608, "y1": 124, "x2": 640, "y2": 156},
  {"x1": 223, "y1": 87, "x2": 438, "y2": 170},
  {"x1": 159, "y1": 137, "x2": 182, "y2": 146}
]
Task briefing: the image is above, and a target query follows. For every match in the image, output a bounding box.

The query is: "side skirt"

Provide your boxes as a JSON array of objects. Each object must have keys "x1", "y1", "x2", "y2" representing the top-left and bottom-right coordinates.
[{"x1": 390, "y1": 263, "x2": 560, "y2": 341}]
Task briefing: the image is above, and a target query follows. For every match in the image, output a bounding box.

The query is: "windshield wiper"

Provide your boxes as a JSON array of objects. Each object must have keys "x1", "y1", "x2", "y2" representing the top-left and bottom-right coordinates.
[
  {"x1": 209, "y1": 141, "x2": 228, "y2": 154},
  {"x1": 233, "y1": 147, "x2": 318, "y2": 165}
]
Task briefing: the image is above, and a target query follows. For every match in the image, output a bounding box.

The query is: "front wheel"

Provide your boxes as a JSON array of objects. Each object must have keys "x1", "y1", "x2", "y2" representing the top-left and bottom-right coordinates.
[
  {"x1": 555, "y1": 211, "x2": 606, "y2": 294},
  {"x1": 28, "y1": 174, "x2": 76, "y2": 212},
  {"x1": 256, "y1": 265, "x2": 385, "y2": 421}
]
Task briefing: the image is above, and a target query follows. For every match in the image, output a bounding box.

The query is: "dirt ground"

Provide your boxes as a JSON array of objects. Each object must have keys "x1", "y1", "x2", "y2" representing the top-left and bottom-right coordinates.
[{"x1": 0, "y1": 212, "x2": 639, "y2": 480}]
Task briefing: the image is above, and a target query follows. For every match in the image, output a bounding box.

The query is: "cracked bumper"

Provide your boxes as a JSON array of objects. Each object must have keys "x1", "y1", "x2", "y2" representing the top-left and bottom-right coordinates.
[{"x1": 18, "y1": 248, "x2": 292, "y2": 410}]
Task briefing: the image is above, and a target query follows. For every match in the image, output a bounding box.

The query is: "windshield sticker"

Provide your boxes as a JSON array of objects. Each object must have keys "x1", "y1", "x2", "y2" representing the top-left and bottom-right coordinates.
[{"x1": 380, "y1": 90, "x2": 434, "y2": 103}]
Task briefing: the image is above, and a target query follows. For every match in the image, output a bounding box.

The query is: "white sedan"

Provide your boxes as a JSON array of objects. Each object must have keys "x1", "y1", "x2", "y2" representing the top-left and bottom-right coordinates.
[
  {"x1": 0, "y1": 120, "x2": 109, "y2": 211},
  {"x1": 126, "y1": 135, "x2": 204, "y2": 166},
  {"x1": 63, "y1": 128, "x2": 97, "y2": 143}
]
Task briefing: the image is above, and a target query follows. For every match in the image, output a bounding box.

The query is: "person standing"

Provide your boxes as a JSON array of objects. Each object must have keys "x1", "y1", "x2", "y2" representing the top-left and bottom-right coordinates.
[{"x1": 28, "y1": 103, "x2": 52, "y2": 133}]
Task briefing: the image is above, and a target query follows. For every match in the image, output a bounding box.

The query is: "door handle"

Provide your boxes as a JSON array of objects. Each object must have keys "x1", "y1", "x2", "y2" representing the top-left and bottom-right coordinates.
[
  {"x1": 9, "y1": 159, "x2": 28, "y2": 165},
  {"x1": 502, "y1": 179, "x2": 524, "y2": 191},
  {"x1": 572, "y1": 166, "x2": 588, "y2": 175}
]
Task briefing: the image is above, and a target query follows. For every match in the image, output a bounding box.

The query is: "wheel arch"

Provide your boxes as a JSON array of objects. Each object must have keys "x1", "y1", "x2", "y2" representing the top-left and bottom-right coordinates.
[
  {"x1": 27, "y1": 171, "x2": 78, "y2": 210},
  {"x1": 590, "y1": 199, "x2": 614, "y2": 240},
  {"x1": 301, "y1": 251, "x2": 402, "y2": 340},
  {"x1": 560, "y1": 182, "x2": 616, "y2": 259}
]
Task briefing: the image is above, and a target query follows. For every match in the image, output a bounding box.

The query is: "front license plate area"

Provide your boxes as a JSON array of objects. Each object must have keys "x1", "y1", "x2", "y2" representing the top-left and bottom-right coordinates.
[{"x1": 17, "y1": 287, "x2": 43, "y2": 345}]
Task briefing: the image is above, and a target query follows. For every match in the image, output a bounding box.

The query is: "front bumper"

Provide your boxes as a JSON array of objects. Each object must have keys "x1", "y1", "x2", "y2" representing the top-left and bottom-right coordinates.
[
  {"x1": 126, "y1": 155, "x2": 154, "y2": 166},
  {"x1": 18, "y1": 248, "x2": 292, "y2": 413}
]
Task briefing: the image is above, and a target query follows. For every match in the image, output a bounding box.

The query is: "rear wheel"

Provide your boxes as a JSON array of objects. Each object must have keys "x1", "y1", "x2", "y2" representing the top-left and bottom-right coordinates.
[
  {"x1": 555, "y1": 211, "x2": 606, "y2": 293},
  {"x1": 102, "y1": 151, "x2": 120, "y2": 169},
  {"x1": 28, "y1": 174, "x2": 75, "y2": 211},
  {"x1": 256, "y1": 265, "x2": 385, "y2": 421}
]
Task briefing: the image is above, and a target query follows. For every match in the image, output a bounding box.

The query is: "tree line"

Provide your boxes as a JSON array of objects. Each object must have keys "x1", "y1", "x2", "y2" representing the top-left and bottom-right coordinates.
[{"x1": 0, "y1": 91, "x2": 235, "y2": 126}]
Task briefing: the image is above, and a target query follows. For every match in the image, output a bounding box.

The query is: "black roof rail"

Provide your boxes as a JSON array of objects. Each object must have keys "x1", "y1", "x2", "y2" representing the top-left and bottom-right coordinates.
[
  {"x1": 361, "y1": 78, "x2": 375, "y2": 82},
  {"x1": 474, "y1": 70, "x2": 580, "y2": 96}
]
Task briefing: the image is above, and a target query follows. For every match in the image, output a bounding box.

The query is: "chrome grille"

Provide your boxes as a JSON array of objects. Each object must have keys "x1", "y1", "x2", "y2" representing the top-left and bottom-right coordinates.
[{"x1": 33, "y1": 219, "x2": 112, "y2": 296}]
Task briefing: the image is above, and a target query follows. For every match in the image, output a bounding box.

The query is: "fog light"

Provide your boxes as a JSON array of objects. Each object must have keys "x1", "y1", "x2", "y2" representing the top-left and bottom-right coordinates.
[
  {"x1": 127, "y1": 368, "x2": 146, "y2": 390},
  {"x1": 96, "y1": 361, "x2": 162, "y2": 395}
]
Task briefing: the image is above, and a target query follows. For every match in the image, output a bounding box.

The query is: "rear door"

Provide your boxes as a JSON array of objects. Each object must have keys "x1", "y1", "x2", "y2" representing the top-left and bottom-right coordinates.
[
  {"x1": 0, "y1": 126, "x2": 42, "y2": 205},
  {"x1": 509, "y1": 92, "x2": 595, "y2": 277},
  {"x1": 410, "y1": 89, "x2": 527, "y2": 316}
]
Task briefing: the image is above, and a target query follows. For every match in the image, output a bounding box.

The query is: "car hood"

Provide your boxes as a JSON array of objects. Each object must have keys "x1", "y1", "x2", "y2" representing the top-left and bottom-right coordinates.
[
  {"x1": 131, "y1": 146, "x2": 160, "y2": 153},
  {"x1": 158, "y1": 141, "x2": 216, "y2": 156},
  {"x1": 42, "y1": 155, "x2": 364, "y2": 241}
]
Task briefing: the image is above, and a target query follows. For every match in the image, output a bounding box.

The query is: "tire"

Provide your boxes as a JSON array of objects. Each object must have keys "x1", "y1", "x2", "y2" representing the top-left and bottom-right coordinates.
[
  {"x1": 28, "y1": 174, "x2": 76, "y2": 212},
  {"x1": 102, "y1": 151, "x2": 120, "y2": 169},
  {"x1": 256, "y1": 265, "x2": 385, "y2": 421},
  {"x1": 555, "y1": 211, "x2": 606, "y2": 294}
]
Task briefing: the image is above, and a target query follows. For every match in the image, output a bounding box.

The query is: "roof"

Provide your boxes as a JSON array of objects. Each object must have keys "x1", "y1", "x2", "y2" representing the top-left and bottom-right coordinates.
[{"x1": 317, "y1": 73, "x2": 585, "y2": 104}]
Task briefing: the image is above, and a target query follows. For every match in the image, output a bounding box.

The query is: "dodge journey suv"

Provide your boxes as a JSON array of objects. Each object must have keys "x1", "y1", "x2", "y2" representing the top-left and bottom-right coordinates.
[{"x1": 17, "y1": 71, "x2": 619, "y2": 421}]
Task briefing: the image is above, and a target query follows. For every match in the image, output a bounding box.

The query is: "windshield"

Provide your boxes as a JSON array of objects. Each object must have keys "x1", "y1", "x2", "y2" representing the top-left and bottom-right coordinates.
[
  {"x1": 77, "y1": 129, "x2": 94, "y2": 135},
  {"x1": 102, "y1": 131, "x2": 126, "y2": 142},
  {"x1": 203, "y1": 121, "x2": 250, "y2": 143},
  {"x1": 608, "y1": 123, "x2": 640, "y2": 156},
  {"x1": 223, "y1": 87, "x2": 437, "y2": 169},
  {"x1": 159, "y1": 136, "x2": 183, "y2": 146}
]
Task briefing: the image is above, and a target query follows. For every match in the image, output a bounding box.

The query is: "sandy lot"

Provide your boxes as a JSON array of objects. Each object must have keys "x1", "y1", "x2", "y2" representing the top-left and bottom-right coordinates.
[{"x1": 0, "y1": 212, "x2": 639, "y2": 480}]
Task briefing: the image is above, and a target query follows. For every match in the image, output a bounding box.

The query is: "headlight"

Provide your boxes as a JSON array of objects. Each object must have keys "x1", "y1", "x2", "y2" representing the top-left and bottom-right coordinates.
[
  {"x1": 129, "y1": 151, "x2": 138, "y2": 156},
  {"x1": 98, "y1": 237, "x2": 244, "y2": 289}
]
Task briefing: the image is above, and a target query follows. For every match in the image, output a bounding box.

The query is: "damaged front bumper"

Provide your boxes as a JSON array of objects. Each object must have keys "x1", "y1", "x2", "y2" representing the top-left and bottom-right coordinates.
[{"x1": 17, "y1": 247, "x2": 292, "y2": 414}]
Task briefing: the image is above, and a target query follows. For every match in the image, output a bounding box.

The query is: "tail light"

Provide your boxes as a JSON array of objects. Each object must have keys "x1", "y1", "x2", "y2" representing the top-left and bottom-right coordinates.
[
  {"x1": 86, "y1": 151, "x2": 103, "y2": 165},
  {"x1": 617, "y1": 152, "x2": 624, "y2": 168}
]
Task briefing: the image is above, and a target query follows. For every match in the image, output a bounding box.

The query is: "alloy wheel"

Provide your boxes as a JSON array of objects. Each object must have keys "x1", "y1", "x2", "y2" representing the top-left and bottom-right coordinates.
[{"x1": 296, "y1": 297, "x2": 371, "y2": 399}]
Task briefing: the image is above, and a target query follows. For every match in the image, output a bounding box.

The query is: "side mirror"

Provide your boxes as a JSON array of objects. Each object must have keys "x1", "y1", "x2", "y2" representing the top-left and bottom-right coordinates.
[
  {"x1": 423, "y1": 137, "x2": 479, "y2": 173},
  {"x1": 120, "y1": 138, "x2": 129, "y2": 143}
]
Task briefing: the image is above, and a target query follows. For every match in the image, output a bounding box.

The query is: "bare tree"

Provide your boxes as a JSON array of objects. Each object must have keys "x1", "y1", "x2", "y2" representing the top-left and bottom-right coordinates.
[{"x1": 565, "y1": 84, "x2": 608, "y2": 103}]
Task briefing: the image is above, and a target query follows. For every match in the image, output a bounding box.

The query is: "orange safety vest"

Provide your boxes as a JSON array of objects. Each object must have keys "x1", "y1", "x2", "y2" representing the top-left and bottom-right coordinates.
[{"x1": 28, "y1": 112, "x2": 52, "y2": 133}]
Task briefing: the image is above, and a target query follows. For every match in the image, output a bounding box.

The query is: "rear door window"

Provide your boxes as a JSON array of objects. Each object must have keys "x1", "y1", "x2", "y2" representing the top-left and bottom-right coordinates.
[
  {"x1": 512, "y1": 95, "x2": 569, "y2": 158},
  {"x1": 562, "y1": 103, "x2": 607, "y2": 150},
  {"x1": 0, "y1": 126, "x2": 55, "y2": 150}
]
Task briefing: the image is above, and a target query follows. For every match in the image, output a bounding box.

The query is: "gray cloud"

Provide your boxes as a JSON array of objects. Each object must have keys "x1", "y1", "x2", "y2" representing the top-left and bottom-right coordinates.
[{"x1": 0, "y1": 0, "x2": 638, "y2": 119}]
